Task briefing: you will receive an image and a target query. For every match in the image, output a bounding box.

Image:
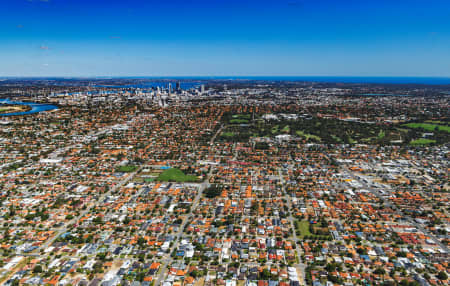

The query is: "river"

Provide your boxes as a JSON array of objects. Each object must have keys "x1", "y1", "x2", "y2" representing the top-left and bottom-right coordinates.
[{"x1": 0, "y1": 99, "x2": 59, "y2": 116}]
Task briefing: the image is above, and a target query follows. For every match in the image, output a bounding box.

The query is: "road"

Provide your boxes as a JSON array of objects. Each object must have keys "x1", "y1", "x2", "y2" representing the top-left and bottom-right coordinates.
[
  {"x1": 30, "y1": 167, "x2": 142, "y2": 254},
  {"x1": 278, "y1": 167, "x2": 307, "y2": 286},
  {"x1": 155, "y1": 124, "x2": 222, "y2": 285},
  {"x1": 342, "y1": 166, "x2": 449, "y2": 253},
  {"x1": 209, "y1": 124, "x2": 224, "y2": 145},
  {"x1": 46, "y1": 126, "x2": 113, "y2": 159},
  {"x1": 154, "y1": 178, "x2": 209, "y2": 285},
  {"x1": 16, "y1": 119, "x2": 143, "y2": 255}
]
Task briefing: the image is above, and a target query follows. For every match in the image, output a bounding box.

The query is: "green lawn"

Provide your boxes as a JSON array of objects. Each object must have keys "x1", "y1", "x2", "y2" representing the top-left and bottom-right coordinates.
[
  {"x1": 425, "y1": 120, "x2": 447, "y2": 124},
  {"x1": 230, "y1": 119, "x2": 249, "y2": 124},
  {"x1": 295, "y1": 220, "x2": 312, "y2": 238},
  {"x1": 116, "y1": 165, "x2": 138, "y2": 172},
  {"x1": 348, "y1": 137, "x2": 357, "y2": 144},
  {"x1": 157, "y1": 168, "x2": 199, "y2": 182},
  {"x1": 410, "y1": 138, "x2": 436, "y2": 145},
  {"x1": 296, "y1": 130, "x2": 321, "y2": 141},
  {"x1": 404, "y1": 123, "x2": 450, "y2": 133},
  {"x1": 232, "y1": 114, "x2": 251, "y2": 119},
  {"x1": 271, "y1": 125, "x2": 279, "y2": 134},
  {"x1": 330, "y1": 135, "x2": 342, "y2": 143},
  {"x1": 281, "y1": 125, "x2": 290, "y2": 133},
  {"x1": 221, "y1": 132, "x2": 235, "y2": 137}
]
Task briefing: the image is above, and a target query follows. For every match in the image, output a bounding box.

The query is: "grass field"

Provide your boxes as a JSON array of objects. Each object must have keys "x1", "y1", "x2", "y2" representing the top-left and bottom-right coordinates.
[
  {"x1": 296, "y1": 130, "x2": 321, "y2": 141},
  {"x1": 377, "y1": 130, "x2": 386, "y2": 139},
  {"x1": 230, "y1": 119, "x2": 249, "y2": 124},
  {"x1": 295, "y1": 220, "x2": 312, "y2": 238},
  {"x1": 116, "y1": 165, "x2": 138, "y2": 172},
  {"x1": 271, "y1": 125, "x2": 279, "y2": 134},
  {"x1": 221, "y1": 132, "x2": 236, "y2": 137},
  {"x1": 425, "y1": 120, "x2": 447, "y2": 125},
  {"x1": 331, "y1": 134, "x2": 342, "y2": 142},
  {"x1": 281, "y1": 125, "x2": 290, "y2": 133},
  {"x1": 404, "y1": 123, "x2": 450, "y2": 133},
  {"x1": 410, "y1": 138, "x2": 436, "y2": 145},
  {"x1": 232, "y1": 114, "x2": 251, "y2": 119},
  {"x1": 157, "y1": 168, "x2": 199, "y2": 182},
  {"x1": 348, "y1": 137, "x2": 357, "y2": 144}
]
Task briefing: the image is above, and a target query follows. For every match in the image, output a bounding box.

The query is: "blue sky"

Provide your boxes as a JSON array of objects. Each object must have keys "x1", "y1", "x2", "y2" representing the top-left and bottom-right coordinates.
[{"x1": 0, "y1": 0, "x2": 449, "y2": 77}]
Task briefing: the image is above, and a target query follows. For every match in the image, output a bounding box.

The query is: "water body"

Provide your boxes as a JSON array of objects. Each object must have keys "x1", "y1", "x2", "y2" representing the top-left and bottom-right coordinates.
[
  {"x1": 0, "y1": 99, "x2": 58, "y2": 116},
  {"x1": 2, "y1": 77, "x2": 449, "y2": 85},
  {"x1": 181, "y1": 76, "x2": 450, "y2": 85},
  {"x1": 362, "y1": 93, "x2": 411, "y2": 97},
  {"x1": 93, "y1": 81, "x2": 203, "y2": 90}
]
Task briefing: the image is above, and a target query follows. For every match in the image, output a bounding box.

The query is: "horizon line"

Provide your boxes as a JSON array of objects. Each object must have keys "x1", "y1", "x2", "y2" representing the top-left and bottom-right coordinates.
[{"x1": 1, "y1": 75, "x2": 450, "y2": 79}]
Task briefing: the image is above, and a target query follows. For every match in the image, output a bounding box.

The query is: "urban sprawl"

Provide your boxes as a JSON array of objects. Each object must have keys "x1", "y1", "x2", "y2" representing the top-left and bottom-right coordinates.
[{"x1": 0, "y1": 79, "x2": 448, "y2": 286}]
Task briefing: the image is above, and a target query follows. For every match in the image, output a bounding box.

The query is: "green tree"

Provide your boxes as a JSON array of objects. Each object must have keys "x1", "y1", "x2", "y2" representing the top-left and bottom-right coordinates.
[
  {"x1": 33, "y1": 265, "x2": 43, "y2": 273},
  {"x1": 437, "y1": 271, "x2": 448, "y2": 280}
]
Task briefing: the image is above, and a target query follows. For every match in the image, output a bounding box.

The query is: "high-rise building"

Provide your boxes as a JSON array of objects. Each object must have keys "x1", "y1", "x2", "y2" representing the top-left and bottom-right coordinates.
[
  {"x1": 168, "y1": 83, "x2": 172, "y2": 94},
  {"x1": 176, "y1": 82, "x2": 181, "y2": 91},
  {"x1": 200, "y1": 84, "x2": 205, "y2": 94}
]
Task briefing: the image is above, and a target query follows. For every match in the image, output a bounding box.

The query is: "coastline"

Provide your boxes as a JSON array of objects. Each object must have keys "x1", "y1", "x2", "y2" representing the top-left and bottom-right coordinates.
[
  {"x1": 0, "y1": 98, "x2": 59, "y2": 116},
  {"x1": 0, "y1": 104, "x2": 32, "y2": 115}
]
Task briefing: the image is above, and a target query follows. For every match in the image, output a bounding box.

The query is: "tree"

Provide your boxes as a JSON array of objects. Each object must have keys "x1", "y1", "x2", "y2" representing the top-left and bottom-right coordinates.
[
  {"x1": 437, "y1": 271, "x2": 448, "y2": 280},
  {"x1": 325, "y1": 263, "x2": 337, "y2": 272},
  {"x1": 204, "y1": 184, "x2": 222, "y2": 198},
  {"x1": 260, "y1": 268, "x2": 271, "y2": 280},
  {"x1": 33, "y1": 265, "x2": 43, "y2": 273},
  {"x1": 191, "y1": 270, "x2": 201, "y2": 278},
  {"x1": 137, "y1": 236, "x2": 146, "y2": 246},
  {"x1": 93, "y1": 216, "x2": 103, "y2": 224}
]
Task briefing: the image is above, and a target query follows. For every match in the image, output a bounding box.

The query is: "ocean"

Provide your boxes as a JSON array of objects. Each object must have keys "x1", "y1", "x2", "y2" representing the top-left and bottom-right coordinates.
[{"x1": 186, "y1": 76, "x2": 450, "y2": 85}]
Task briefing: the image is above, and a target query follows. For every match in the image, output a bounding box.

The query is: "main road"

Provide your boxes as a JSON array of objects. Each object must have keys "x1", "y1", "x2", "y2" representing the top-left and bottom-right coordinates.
[
  {"x1": 154, "y1": 123, "x2": 222, "y2": 285},
  {"x1": 278, "y1": 167, "x2": 307, "y2": 286}
]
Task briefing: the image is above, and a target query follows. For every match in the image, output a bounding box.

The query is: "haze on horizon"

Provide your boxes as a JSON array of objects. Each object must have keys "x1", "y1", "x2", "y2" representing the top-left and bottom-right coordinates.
[{"x1": 1, "y1": 0, "x2": 449, "y2": 77}]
